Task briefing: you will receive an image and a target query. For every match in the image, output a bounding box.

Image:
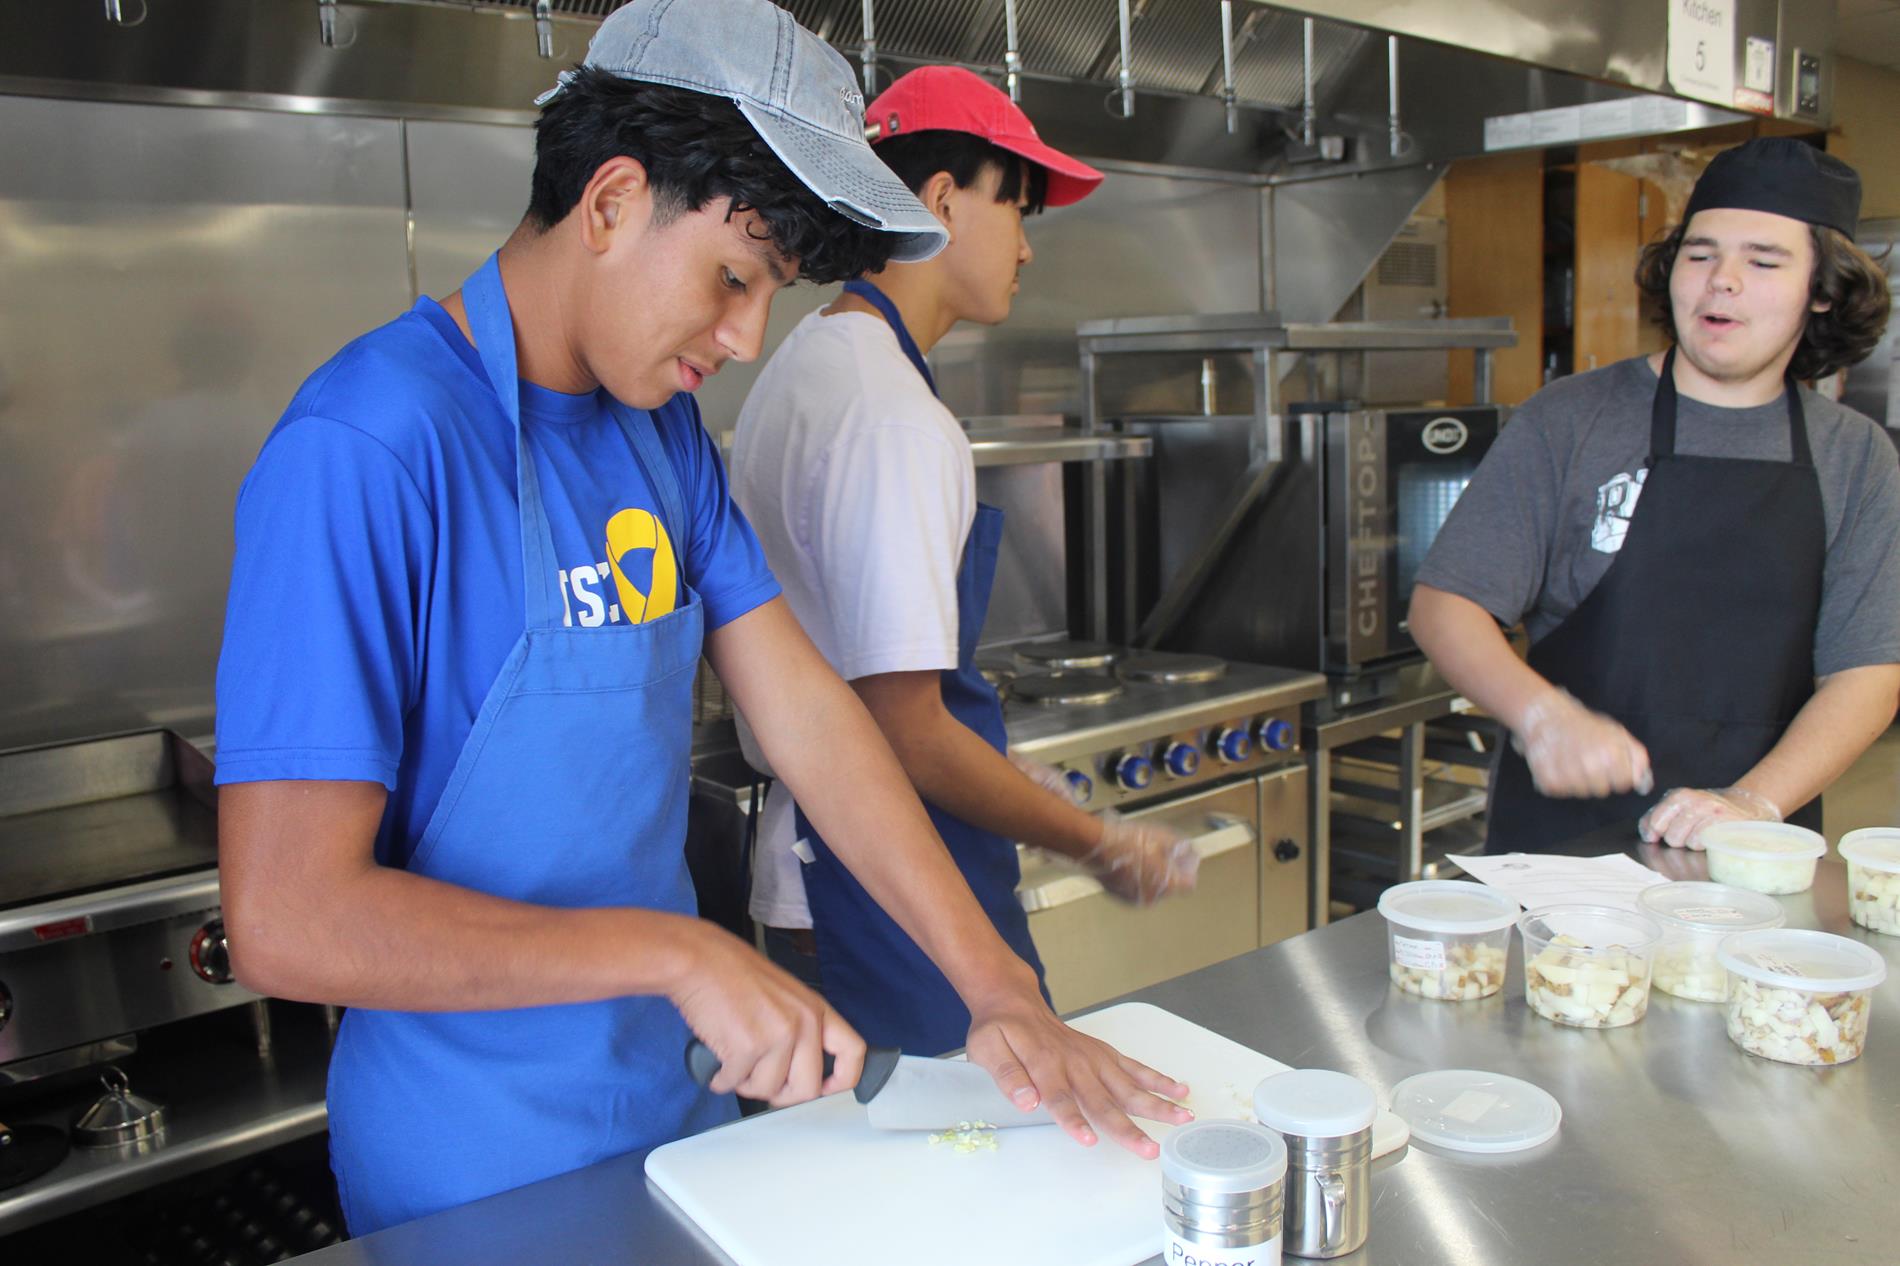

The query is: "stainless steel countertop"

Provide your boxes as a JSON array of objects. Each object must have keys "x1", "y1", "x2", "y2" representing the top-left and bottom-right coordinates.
[{"x1": 301, "y1": 848, "x2": 1900, "y2": 1266}]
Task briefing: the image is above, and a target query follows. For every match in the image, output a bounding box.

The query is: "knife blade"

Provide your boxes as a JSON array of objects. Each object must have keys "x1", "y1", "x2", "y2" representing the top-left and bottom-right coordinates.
[
  {"x1": 862, "y1": 1055, "x2": 1051, "y2": 1131},
  {"x1": 682, "y1": 1041, "x2": 1050, "y2": 1131}
]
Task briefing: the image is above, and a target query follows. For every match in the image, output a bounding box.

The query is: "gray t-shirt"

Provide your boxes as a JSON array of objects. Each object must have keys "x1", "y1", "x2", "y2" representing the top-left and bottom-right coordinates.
[{"x1": 1418, "y1": 355, "x2": 1900, "y2": 677}]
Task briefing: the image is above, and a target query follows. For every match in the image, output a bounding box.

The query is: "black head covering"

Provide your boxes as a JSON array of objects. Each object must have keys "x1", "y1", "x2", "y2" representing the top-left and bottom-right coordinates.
[{"x1": 1682, "y1": 137, "x2": 1861, "y2": 238}]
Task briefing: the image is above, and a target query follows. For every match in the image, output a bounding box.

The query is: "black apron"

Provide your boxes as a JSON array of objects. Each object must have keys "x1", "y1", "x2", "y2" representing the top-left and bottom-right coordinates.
[{"x1": 1487, "y1": 350, "x2": 1825, "y2": 852}]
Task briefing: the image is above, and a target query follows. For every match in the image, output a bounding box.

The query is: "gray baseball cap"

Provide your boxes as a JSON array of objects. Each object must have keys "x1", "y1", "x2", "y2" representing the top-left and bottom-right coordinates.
[{"x1": 537, "y1": 0, "x2": 946, "y2": 263}]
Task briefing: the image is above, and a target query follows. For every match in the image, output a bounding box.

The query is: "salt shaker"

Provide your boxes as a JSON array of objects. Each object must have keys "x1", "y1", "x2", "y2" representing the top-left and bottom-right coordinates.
[
  {"x1": 1252, "y1": 1069, "x2": 1375, "y2": 1259},
  {"x1": 1160, "y1": 1119, "x2": 1287, "y2": 1266}
]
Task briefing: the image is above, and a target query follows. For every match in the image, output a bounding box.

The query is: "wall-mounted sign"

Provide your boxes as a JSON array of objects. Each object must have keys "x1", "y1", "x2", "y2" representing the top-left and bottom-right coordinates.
[{"x1": 1668, "y1": 0, "x2": 1736, "y2": 107}]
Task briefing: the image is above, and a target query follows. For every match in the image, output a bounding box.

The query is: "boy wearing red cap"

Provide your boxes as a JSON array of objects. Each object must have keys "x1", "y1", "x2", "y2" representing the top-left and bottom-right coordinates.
[{"x1": 731, "y1": 68, "x2": 1198, "y2": 1057}]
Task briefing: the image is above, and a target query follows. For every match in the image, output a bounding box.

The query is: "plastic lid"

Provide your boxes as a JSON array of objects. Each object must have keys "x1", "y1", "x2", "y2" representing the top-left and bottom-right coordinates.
[
  {"x1": 1517, "y1": 904, "x2": 1663, "y2": 952},
  {"x1": 1636, "y1": 881, "x2": 1786, "y2": 934},
  {"x1": 1699, "y1": 821, "x2": 1826, "y2": 861},
  {"x1": 1717, "y1": 928, "x2": 1889, "y2": 993},
  {"x1": 1160, "y1": 1120, "x2": 1288, "y2": 1194},
  {"x1": 1252, "y1": 1069, "x2": 1378, "y2": 1139},
  {"x1": 1390, "y1": 1070, "x2": 1562, "y2": 1154},
  {"x1": 1839, "y1": 828, "x2": 1900, "y2": 874},
  {"x1": 1377, "y1": 880, "x2": 1519, "y2": 935}
]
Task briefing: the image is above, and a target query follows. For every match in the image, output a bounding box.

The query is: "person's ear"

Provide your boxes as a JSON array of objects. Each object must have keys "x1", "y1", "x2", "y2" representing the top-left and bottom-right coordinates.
[{"x1": 578, "y1": 157, "x2": 652, "y2": 253}]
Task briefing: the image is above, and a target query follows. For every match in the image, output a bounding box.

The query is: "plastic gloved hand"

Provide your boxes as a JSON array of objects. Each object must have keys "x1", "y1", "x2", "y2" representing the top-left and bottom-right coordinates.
[
  {"x1": 1639, "y1": 786, "x2": 1782, "y2": 851},
  {"x1": 1006, "y1": 750, "x2": 1075, "y2": 802},
  {"x1": 1081, "y1": 812, "x2": 1199, "y2": 907},
  {"x1": 1513, "y1": 688, "x2": 1654, "y2": 799}
]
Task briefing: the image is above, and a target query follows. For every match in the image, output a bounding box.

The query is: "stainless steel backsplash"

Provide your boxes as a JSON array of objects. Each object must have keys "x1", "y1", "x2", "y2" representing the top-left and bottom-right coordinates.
[{"x1": 0, "y1": 92, "x2": 1315, "y2": 751}]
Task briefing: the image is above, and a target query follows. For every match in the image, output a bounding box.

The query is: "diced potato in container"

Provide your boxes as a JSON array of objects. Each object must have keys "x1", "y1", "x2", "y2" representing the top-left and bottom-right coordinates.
[{"x1": 1518, "y1": 907, "x2": 1663, "y2": 1029}]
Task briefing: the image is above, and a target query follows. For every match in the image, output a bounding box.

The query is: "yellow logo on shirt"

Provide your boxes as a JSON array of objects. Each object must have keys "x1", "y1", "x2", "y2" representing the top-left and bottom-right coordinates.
[{"x1": 605, "y1": 507, "x2": 678, "y2": 623}]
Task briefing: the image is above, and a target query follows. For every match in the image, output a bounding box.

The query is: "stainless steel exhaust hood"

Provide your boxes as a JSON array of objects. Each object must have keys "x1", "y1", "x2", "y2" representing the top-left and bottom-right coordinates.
[{"x1": 351, "y1": 0, "x2": 1834, "y2": 125}]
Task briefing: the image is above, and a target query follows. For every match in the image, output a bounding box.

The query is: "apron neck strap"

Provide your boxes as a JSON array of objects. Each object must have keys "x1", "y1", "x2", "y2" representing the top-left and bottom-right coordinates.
[
  {"x1": 462, "y1": 251, "x2": 567, "y2": 629},
  {"x1": 1650, "y1": 345, "x2": 1813, "y2": 467},
  {"x1": 842, "y1": 278, "x2": 938, "y2": 397}
]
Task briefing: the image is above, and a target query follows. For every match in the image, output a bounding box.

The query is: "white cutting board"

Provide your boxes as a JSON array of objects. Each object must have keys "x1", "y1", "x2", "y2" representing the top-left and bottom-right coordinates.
[{"x1": 646, "y1": 1001, "x2": 1407, "y2": 1266}]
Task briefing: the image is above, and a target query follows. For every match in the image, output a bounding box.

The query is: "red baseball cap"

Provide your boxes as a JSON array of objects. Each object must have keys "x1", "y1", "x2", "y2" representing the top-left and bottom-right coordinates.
[{"x1": 866, "y1": 66, "x2": 1104, "y2": 208}]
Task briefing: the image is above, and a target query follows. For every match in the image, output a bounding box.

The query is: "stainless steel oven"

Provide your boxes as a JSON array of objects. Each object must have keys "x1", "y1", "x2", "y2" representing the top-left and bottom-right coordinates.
[
  {"x1": 1112, "y1": 403, "x2": 1504, "y2": 679},
  {"x1": 1321, "y1": 405, "x2": 1502, "y2": 672},
  {"x1": 1019, "y1": 769, "x2": 1309, "y2": 1016}
]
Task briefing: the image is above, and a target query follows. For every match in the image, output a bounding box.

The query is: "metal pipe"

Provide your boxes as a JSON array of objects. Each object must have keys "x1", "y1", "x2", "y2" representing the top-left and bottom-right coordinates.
[
  {"x1": 860, "y1": 0, "x2": 878, "y2": 98},
  {"x1": 1003, "y1": 0, "x2": 1023, "y2": 104},
  {"x1": 1387, "y1": 35, "x2": 1401, "y2": 157},
  {"x1": 103, "y1": 0, "x2": 126, "y2": 22},
  {"x1": 1301, "y1": 18, "x2": 1316, "y2": 147},
  {"x1": 318, "y1": 0, "x2": 340, "y2": 49},
  {"x1": 1220, "y1": 1, "x2": 1238, "y2": 135},
  {"x1": 1117, "y1": 0, "x2": 1135, "y2": 118},
  {"x1": 535, "y1": 0, "x2": 554, "y2": 59}
]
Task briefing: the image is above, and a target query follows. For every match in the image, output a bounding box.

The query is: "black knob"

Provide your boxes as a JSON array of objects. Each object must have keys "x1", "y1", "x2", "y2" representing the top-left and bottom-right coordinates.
[
  {"x1": 1272, "y1": 838, "x2": 1302, "y2": 863},
  {"x1": 190, "y1": 920, "x2": 234, "y2": 984}
]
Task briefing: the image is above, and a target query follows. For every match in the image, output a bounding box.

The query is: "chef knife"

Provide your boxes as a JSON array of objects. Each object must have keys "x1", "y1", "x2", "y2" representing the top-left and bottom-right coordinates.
[{"x1": 683, "y1": 1040, "x2": 1052, "y2": 1131}]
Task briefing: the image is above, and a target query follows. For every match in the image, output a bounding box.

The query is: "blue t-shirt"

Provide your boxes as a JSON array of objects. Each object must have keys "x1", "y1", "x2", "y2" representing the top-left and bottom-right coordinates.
[{"x1": 214, "y1": 298, "x2": 779, "y2": 867}]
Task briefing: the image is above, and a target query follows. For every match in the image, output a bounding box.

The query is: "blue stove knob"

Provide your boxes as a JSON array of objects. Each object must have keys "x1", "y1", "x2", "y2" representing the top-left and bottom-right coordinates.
[
  {"x1": 1214, "y1": 727, "x2": 1252, "y2": 764},
  {"x1": 1065, "y1": 770, "x2": 1094, "y2": 804},
  {"x1": 1162, "y1": 742, "x2": 1200, "y2": 779},
  {"x1": 1114, "y1": 753, "x2": 1154, "y2": 791},
  {"x1": 1258, "y1": 718, "x2": 1295, "y2": 752}
]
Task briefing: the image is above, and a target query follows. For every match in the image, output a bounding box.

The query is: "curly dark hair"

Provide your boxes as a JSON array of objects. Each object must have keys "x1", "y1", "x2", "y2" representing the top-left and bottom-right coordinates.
[
  {"x1": 526, "y1": 67, "x2": 897, "y2": 284},
  {"x1": 871, "y1": 129, "x2": 1048, "y2": 214},
  {"x1": 1636, "y1": 221, "x2": 1892, "y2": 381}
]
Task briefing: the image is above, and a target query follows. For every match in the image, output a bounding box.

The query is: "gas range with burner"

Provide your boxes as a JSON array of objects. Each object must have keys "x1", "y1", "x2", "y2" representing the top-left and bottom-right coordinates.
[
  {"x1": 990, "y1": 643, "x2": 1328, "y2": 1013},
  {"x1": 0, "y1": 731, "x2": 255, "y2": 1085},
  {"x1": 997, "y1": 644, "x2": 1324, "y2": 814}
]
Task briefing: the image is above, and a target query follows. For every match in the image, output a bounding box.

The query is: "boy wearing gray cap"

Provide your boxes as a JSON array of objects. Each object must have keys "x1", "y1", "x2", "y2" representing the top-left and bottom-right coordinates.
[
  {"x1": 1411, "y1": 137, "x2": 1896, "y2": 856},
  {"x1": 213, "y1": 0, "x2": 1187, "y2": 1235}
]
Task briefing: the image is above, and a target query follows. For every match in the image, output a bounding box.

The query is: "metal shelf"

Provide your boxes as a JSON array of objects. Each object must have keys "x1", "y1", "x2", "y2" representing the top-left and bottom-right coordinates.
[
  {"x1": 1076, "y1": 313, "x2": 1517, "y2": 354},
  {"x1": 0, "y1": 1003, "x2": 332, "y2": 1236},
  {"x1": 966, "y1": 427, "x2": 1153, "y2": 468},
  {"x1": 1330, "y1": 773, "x2": 1488, "y2": 836}
]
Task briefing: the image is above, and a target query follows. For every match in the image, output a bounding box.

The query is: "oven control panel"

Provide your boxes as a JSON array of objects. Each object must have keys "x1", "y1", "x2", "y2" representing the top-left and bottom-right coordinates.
[{"x1": 1050, "y1": 705, "x2": 1304, "y2": 812}]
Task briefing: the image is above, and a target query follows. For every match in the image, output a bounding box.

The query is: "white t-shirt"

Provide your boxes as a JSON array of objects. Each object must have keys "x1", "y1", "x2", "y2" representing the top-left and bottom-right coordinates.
[{"x1": 729, "y1": 307, "x2": 976, "y2": 927}]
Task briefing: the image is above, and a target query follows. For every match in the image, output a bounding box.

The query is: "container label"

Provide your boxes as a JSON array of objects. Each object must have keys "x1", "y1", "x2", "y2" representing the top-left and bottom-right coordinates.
[
  {"x1": 1392, "y1": 935, "x2": 1447, "y2": 971},
  {"x1": 1674, "y1": 906, "x2": 1747, "y2": 924},
  {"x1": 1166, "y1": 1229, "x2": 1282, "y2": 1266},
  {"x1": 1440, "y1": 1090, "x2": 1501, "y2": 1124}
]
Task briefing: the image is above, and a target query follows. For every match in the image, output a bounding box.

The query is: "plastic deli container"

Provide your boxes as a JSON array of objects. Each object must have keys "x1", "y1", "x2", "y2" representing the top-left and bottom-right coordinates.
[
  {"x1": 1838, "y1": 829, "x2": 1900, "y2": 936},
  {"x1": 1376, "y1": 881, "x2": 1519, "y2": 1001},
  {"x1": 1699, "y1": 822, "x2": 1826, "y2": 895},
  {"x1": 1718, "y1": 928, "x2": 1887, "y2": 1066},
  {"x1": 1636, "y1": 882, "x2": 1787, "y2": 1002},
  {"x1": 1517, "y1": 905, "x2": 1663, "y2": 1028}
]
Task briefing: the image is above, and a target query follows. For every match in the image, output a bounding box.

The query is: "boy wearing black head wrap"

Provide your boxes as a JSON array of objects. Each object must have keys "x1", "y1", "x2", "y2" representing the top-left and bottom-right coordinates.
[{"x1": 1410, "y1": 137, "x2": 1896, "y2": 855}]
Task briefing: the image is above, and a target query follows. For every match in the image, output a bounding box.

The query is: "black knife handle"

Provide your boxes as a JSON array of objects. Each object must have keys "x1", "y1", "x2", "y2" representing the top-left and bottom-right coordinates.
[
  {"x1": 682, "y1": 1039, "x2": 901, "y2": 1105},
  {"x1": 684, "y1": 1039, "x2": 835, "y2": 1089}
]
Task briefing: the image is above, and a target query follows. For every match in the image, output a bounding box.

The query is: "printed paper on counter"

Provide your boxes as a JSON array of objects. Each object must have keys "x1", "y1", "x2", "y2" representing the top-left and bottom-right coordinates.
[{"x1": 1448, "y1": 852, "x2": 1666, "y2": 913}]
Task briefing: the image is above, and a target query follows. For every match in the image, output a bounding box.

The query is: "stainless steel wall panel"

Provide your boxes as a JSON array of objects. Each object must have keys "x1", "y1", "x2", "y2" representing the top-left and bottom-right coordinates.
[
  {"x1": 1270, "y1": 162, "x2": 1441, "y2": 326},
  {"x1": 404, "y1": 119, "x2": 535, "y2": 302},
  {"x1": 974, "y1": 463, "x2": 1068, "y2": 647},
  {"x1": 1840, "y1": 219, "x2": 1898, "y2": 429},
  {"x1": 936, "y1": 166, "x2": 1264, "y2": 420},
  {"x1": 0, "y1": 95, "x2": 411, "y2": 751}
]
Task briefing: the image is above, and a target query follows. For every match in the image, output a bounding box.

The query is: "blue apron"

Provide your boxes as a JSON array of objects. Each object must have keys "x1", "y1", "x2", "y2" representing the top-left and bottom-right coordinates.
[
  {"x1": 325, "y1": 253, "x2": 734, "y2": 1235},
  {"x1": 792, "y1": 279, "x2": 1049, "y2": 1057}
]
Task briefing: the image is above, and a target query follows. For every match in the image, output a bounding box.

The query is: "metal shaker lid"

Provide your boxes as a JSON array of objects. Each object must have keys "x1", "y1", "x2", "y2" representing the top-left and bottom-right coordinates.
[
  {"x1": 1161, "y1": 1120, "x2": 1286, "y2": 1194},
  {"x1": 73, "y1": 1066, "x2": 167, "y2": 1147},
  {"x1": 1252, "y1": 1069, "x2": 1377, "y2": 1139}
]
